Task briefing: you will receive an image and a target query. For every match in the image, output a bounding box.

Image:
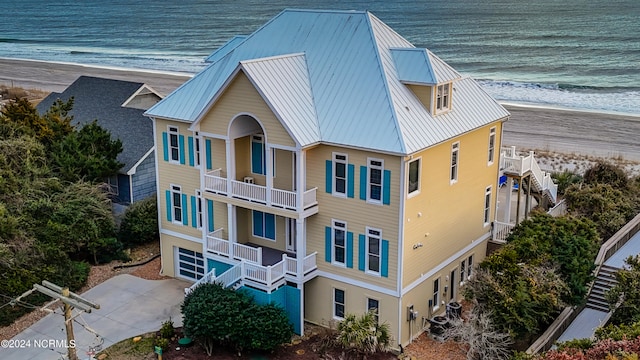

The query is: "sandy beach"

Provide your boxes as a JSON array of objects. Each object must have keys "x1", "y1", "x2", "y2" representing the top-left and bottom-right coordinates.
[{"x1": 1, "y1": 57, "x2": 639, "y2": 163}]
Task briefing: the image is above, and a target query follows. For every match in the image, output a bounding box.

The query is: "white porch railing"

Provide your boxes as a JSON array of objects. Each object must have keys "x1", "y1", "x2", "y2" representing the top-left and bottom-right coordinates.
[
  {"x1": 215, "y1": 262, "x2": 243, "y2": 288},
  {"x1": 185, "y1": 268, "x2": 216, "y2": 295},
  {"x1": 493, "y1": 221, "x2": 515, "y2": 243},
  {"x1": 204, "y1": 170, "x2": 318, "y2": 212},
  {"x1": 206, "y1": 229, "x2": 261, "y2": 264}
]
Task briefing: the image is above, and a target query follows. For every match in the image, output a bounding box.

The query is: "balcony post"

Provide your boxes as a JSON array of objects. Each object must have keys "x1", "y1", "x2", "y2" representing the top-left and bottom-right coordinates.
[
  {"x1": 265, "y1": 145, "x2": 273, "y2": 205},
  {"x1": 296, "y1": 150, "x2": 305, "y2": 211},
  {"x1": 225, "y1": 139, "x2": 234, "y2": 195},
  {"x1": 227, "y1": 204, "x2": 236, "y2": 259},
  {"x1": 296, "y1": 218, "x2": 305, "y2": 279}
]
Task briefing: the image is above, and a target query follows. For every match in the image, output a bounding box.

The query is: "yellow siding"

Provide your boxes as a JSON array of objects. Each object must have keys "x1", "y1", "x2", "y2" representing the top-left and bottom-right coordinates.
[
  {"x1": 210, "y1": 138, "x2": 226, "y2": 171},
  {"x1": 155, "y1": 118, "x2": 203, "y2": 240},
  {"x1": 305, "y1": 145, "x2": 401, "y2": 290},
  {"x1": 198, "y1": 71, "x2": 296, "y2": 148},
  {"x1": 273, "y1": 148, "x2": 294, "y2": 191},
  {"x1": 159, "y1": 234, "x2": 204, "y2": 278},
  {"x1": 304, "y1": 277, "x2": 401, "y2": 351},
  {"x1": 212, "y1": 200, "x2": 228, "y2": 237},
  {"x1": 402, "y1": 122, "x2": 502, "y2": 288}
]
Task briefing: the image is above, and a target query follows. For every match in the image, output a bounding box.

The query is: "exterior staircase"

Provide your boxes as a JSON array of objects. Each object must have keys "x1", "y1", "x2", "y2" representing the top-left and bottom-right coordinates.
[
  {"x1": 500, "y1": 147, "x2": 558, "y2": 204},
  {"x1": 585, "y1": 264, "x2": 619, "y2": 312}
]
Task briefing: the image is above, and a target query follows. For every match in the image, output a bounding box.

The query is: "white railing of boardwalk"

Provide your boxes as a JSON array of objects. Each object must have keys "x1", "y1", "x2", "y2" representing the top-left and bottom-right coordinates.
[
  {"x1": 207, "y1": 228, "x2": 229, "y2": 256},
  {"x1": 493, "y1": 221, "x2": 515, "y2": 243},
  {"x1": 203, "y1": 172, "x2": 318, "y2": 212},
  {"x1": 233, "y1": 242, "x2": 261, "y2": 264},
  {"x1": 285, "y1": 255, "x2": 297, "y2": 276}
]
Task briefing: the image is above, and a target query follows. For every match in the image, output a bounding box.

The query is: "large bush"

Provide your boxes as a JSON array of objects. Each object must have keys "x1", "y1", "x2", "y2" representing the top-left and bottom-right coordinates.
[
  {"x1": 118, "y1": 196, "x2": 159, "y2": 246},
  {"x1": 182, "y1": 283, "x2": 293, "y2": 355},
  {"x1": 606, "y1": 256, "x2": 640, "y2": 325}
]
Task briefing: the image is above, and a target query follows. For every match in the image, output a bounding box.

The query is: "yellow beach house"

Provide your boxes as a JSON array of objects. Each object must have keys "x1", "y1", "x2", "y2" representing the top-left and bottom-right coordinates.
[{"x1": 144, "y1": 9, "x2": 510, "y2": 349}]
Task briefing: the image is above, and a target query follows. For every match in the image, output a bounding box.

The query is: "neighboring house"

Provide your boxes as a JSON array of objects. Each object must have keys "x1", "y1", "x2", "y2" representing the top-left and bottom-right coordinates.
[
  {"x1": 37, "y1": 76, "x2": 162, "y2": 204},
  {"x1": 144, "y1": 9, "x2": 510, "y2": 349}
]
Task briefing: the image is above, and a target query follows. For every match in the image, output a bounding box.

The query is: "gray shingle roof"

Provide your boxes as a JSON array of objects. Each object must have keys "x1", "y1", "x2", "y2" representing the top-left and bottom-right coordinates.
[{"x1": 36, "y1": 76, "x2": 158, "y2": 173}]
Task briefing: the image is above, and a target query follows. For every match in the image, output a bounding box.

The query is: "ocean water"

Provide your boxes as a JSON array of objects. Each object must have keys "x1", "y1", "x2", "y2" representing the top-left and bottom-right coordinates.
[{"x1": 1, "y1": 0, "x2": 639, "y2": 114}]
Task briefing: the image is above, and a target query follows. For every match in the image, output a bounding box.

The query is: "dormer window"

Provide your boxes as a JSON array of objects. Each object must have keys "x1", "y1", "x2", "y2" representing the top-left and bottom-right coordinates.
[{"x1": 436, "y1": 83, "x2": 451, "y2": 113}]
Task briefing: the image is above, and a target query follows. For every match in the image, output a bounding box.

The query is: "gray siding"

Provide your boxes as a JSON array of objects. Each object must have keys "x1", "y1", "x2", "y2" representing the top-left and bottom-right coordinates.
[{"x1": 131, "y1": 151, "x2": 157, "y2": 202}]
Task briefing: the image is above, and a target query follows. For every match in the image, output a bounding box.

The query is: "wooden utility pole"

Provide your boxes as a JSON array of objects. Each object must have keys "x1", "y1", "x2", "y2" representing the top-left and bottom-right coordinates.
[{"x1": 14, "y1": 280, "x2": 100, "y2": 360}]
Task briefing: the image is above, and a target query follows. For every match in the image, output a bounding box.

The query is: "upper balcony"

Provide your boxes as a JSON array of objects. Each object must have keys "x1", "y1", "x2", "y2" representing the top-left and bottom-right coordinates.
[{"x1": 204, "y1": 168, "x2": 318, "y2": 217}]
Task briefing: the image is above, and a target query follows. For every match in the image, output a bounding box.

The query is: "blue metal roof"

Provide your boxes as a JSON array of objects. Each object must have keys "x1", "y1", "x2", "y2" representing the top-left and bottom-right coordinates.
[
  {"x1": 146, "y1": 9, "x2": 508, "y2": 155},
  {"x1": 205, "y1": 35, "x2": 247, "y2": 63}
]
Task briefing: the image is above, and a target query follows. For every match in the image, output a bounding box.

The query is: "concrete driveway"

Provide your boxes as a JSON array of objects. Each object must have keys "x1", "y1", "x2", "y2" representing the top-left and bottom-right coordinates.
[{"x1": 1, "y1": 274, "x2": 189, "y2": 360}]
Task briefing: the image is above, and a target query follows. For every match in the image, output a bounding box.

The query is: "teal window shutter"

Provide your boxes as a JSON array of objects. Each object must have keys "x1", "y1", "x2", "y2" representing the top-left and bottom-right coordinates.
[
  {"x1": 190, "y1": 196, "x2": 197, "y2": 228},
  {"x1": 347, "y1": 164, "x2": 355, "y2": 198},
  {"x1": 165, "y1": 190, "x2": 172, "y2": 222},
  {"x1": 181, "y1": 194, "x2": 188, "y2": 225},
  {"x1": 251, "y1": 141, "x2": 264, "y2": 174},
  {"x1": 207, "y1": 199, "x2": 214, "y2": 231},
  {"x1": 381, "y1": 240, "x2": 389, "y2": 277},
  {"x1": 359, "y1": 166, "x2": 367, "y2": 200},
  {"x1": 325, "y1": 227, "x2": 332, "y2": 262},
  {"x1": 358, "y1": 234, "x2": 365, "y2": 271},
  {"x1": 205, "y1": 139, "x2": 212, "y2": 170},
  {"x1": 265, "y1": 213, "x2": 276, "y2": 240},
  {"x1": 383, "y1": 170, "x2": 391, "y2": 205},
  {"x1": 162, "y1": 132, "x2": 169, "y2": 161},
  {"x1": 346, "y1": 232, "x2": 354, "y2": 268},
  {"x1": 325, "y1": 160, "x2": 332, "y2": 193},
  {"x1": 179, "y1": 135, "x2": 186, "y2": 165},
  {"x1": 253, "y1": 210, "x2": 263, "y2": 237},
  {"x1": 188, "y1": 137, "x2": 195, "y2": 167}
]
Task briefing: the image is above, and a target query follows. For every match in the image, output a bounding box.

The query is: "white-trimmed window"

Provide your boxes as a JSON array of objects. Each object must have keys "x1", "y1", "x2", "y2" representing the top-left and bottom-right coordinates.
[
  {"x1": 251, "y1": 134, "x2": 265, "y2": 175},
  {"x1": 460, "y1": 260, "x2": 466, "y2": 285},
  {"x1": 168, "y1": 126, "x2": 180, "y2": 163},
  {"x1": 334, "y1": 288, "x2": 345, "y2": 319},
  {"x1": 332, "y1": 220, "x2": 347, "y2": 266},
  {"x1": 432, "y1": 277, "x2": 441, "y2": 310},
  {"x1": 196, "y1": 190, "x2": 203, "y2": 229},
  {"x1": 367, "y1": 298, "x2": 380, "y2": 324},
  {"x1": 171, "y1": 185, "x2": 182, "y2": 224},
  {"x1": 408, "y1": 158, "x2": 420, "y2": 195},
  {"x1": 450, "y1": 142, "x2": 459, "y2": 183},
  {"x1": 366, "y1": 227, "x2": 381, "y2": 275},
  {"x1": 467, "y1": 255, "x2": 473, "y2": 279},
  {"x1": 333, "y1": 153, "x2": 348, "y2": 197},
  {"x1": 488, "y1": 127, "x2": 496, "y2": 164},
  {"x1": 368, "y1": 158, "x2": 384, "y2": 203},
  {"x1": 484, "y1": 186, "x2": 492, "y2": 225},
  {"x1": 436, "y1": 83, "x2": 451, "y2": 112}
]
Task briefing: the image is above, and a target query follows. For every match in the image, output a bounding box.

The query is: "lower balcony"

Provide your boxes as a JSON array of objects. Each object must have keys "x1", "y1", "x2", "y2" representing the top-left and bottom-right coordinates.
[
  {"x1": 205, "y1": 228, "x2": 318, "y2": 291},
  {"x1": 204, "y1": 169, "x2": 318, "y2": 215}
]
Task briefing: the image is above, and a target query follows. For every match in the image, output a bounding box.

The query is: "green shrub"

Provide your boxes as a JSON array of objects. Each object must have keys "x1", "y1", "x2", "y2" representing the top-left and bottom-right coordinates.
[
  {"x1": 337, "y1": 309, "x2": 391, "y2": 354},
  {"x1": 118, "y1": 196, "x2": 159, "y2": 246},
  {"x1": 182, "y1": 283, "x2": 293, "y2": 355},
  {"x1": 595, "y1": 320, "x2": 640, "y2": 341},
  {"x1": 159, "y1": 318, "x2": 175, "y2": 339},
  {"x1": 583, "y1": 161, "x2": 629, "y2": 190},
  {"x1": 153, "y1": 336, "x2": 169, "y2": 351}
]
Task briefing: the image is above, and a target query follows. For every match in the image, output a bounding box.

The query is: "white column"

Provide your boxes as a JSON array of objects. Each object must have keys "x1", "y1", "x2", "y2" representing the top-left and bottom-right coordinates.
[
  {"x1": 265, "y1": 145, "x2": 273, "y2": 204},
  {"x1": 296, "y1": 150, "x2": 305, "y2": 211},
  {"x1": 296, "y1": 218, "x2": 305, "y2": 279},
  {"x1": 227, "y1": 204, "x2": 236, "y2": 259},
  {"x1": 298, "y1": 283, "x2": 305, "y2": 336},
  {"x1": 225, "y1": 139, "x2": 234, "y2": 195}
]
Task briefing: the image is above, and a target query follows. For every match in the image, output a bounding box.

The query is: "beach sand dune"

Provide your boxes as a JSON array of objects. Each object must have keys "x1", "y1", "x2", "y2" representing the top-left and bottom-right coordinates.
[{"x1": 1, "y1": 57, "x2": 639, "y2": 163}]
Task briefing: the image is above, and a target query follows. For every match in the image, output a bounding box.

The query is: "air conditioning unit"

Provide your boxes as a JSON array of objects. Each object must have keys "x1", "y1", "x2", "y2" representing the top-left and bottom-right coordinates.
[{"x1": 243, "y1": 177, "x2": 255, "y2": 184}]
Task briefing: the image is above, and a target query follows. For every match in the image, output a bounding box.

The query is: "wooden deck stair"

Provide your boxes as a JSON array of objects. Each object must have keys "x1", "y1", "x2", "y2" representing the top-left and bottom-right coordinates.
[
  {"x1": 585, "y1": 264, "x2": 619, "y2": 312},
  {"x1": 500, "y1": 147, "x2": 558, "y2": 204}
]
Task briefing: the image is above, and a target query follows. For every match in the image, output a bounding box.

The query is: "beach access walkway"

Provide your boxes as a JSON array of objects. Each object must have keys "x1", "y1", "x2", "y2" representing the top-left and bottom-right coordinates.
[{"x1": 555, "y1": 230, "x2": 640, "y2": 343}]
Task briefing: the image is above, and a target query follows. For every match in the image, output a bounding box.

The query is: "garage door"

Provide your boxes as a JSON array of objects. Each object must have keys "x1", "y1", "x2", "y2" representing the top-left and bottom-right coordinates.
[{"x1": 175, "y1": 247, "x2": 205, "y2": 281}]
